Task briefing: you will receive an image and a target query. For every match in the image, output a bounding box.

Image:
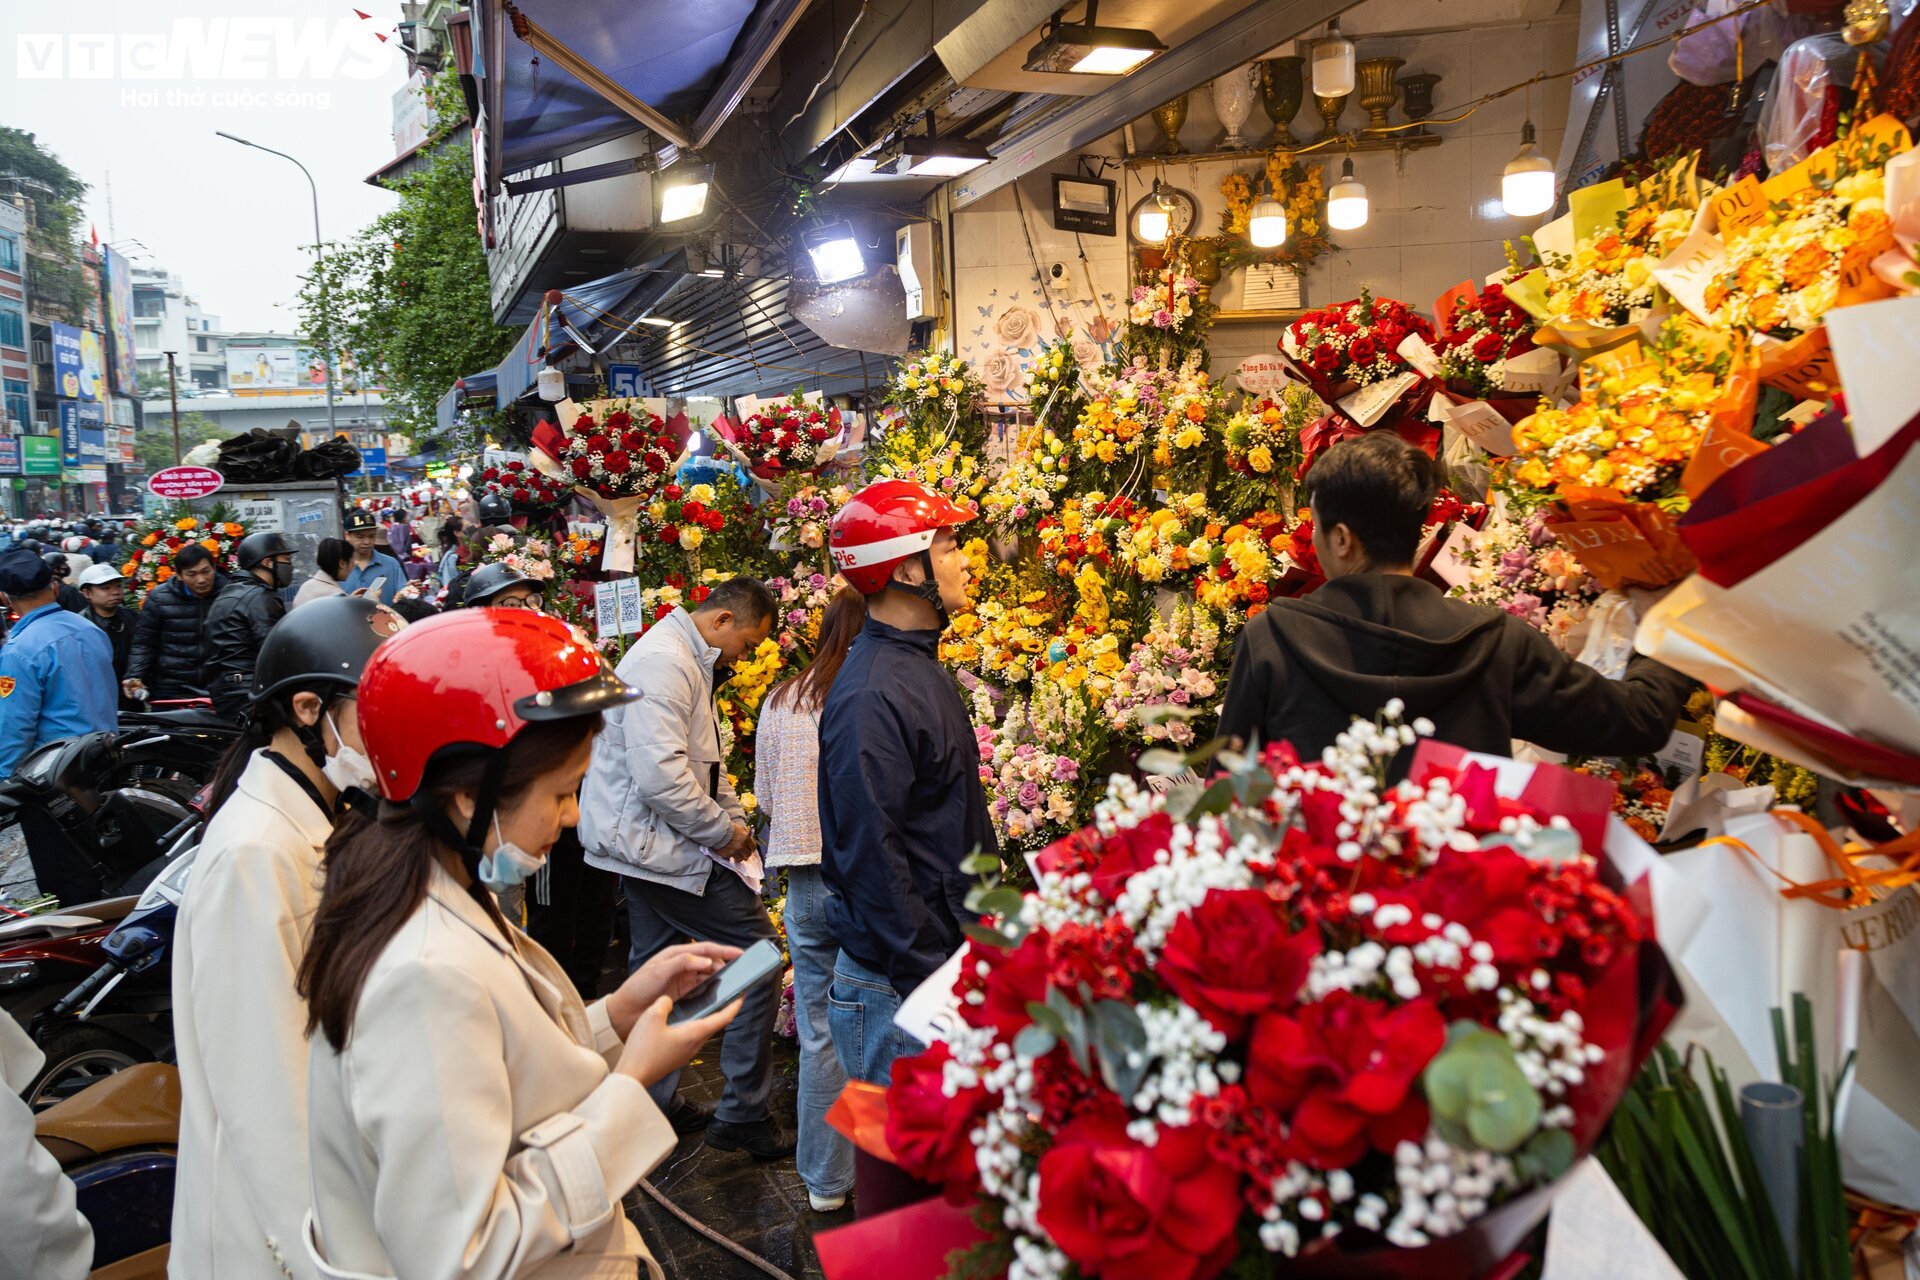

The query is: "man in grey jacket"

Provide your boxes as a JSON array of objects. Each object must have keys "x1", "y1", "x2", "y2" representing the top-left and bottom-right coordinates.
[{"x1": 580, "y1": 577, "x2": 786, "y2": 1155}]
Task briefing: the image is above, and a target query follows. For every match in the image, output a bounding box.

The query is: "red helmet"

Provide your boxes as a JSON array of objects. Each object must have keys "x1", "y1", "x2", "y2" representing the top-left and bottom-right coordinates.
[
  {"x1": 828, "y1": 479, "x2": 977, "y2": 595},
  {"x1": 357, "y1": 609, "x2": 637, "y2": 802}
]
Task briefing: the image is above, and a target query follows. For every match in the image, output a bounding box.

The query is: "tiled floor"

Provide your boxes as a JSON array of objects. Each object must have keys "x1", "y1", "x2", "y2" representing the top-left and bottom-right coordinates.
[{"x1": 622, "y1": 1035, "x2": 850, "y2": 1279}]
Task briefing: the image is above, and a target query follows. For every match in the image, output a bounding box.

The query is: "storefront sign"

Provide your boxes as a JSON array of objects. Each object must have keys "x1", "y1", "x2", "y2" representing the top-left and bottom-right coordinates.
[
  {"x1": 20, "y1": 435, "x2": 61, "y2": 476},
  {"x1": 51, "y1": 324, "x2": 87, "y2": 399},
  {"x1": 148, "y1": 465, "x2": 225, "y2": 500},
  {"x1": 58, "y1": 401, "x2": 107, "y2": 466},
  {"x1": 0, "y1": 438, "x2": 18, "y2": 476}
]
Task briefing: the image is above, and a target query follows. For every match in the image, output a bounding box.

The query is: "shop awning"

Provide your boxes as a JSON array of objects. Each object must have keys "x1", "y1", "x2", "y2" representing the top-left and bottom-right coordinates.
[
  {"x1": 475, "y1": 0, "x2": 762, "y2": 183},
  {"x1": 435, "y1": 368, "x2": 499, "y2": 436},
  {"x1": 492, "y1": 268, "x2": 660, "y2": 408}
]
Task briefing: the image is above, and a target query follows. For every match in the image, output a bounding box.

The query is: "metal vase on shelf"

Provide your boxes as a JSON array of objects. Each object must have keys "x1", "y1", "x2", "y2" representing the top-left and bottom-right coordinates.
[
  {"x1": 1211, "y1": 65, "x2": 1258, "y2": 151},
  {"x1": 1399, "y1": 72, "x2": 1441, "y2": 134},
  {"x1": 1356, "y1": 56, "x2": 1405, "y2": 131},
  {"x1": 1260, "y1": 56, "x2": 1304, "y2": 146},
  {"x1": 1314, "y1": 91, "x2": 1349, "y2": 141},
  {"x1": 1152, "y1": 94, "x2": 1189, "y2": 154}
]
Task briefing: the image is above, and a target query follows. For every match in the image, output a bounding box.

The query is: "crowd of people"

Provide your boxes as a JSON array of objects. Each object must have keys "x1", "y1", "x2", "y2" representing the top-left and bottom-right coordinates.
[{"x1": 1, "y1": 433, "x2": 1696, "y2": 1279}]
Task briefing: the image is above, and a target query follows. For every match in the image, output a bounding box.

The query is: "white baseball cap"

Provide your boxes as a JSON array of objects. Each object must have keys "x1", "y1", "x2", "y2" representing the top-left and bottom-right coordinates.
[{"x1": 76, "y1": 563, "x2": 127, "y2": 589}]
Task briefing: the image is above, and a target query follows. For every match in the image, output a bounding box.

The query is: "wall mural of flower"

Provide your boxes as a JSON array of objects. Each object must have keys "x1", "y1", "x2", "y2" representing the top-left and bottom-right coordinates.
[
  {"x1": 980, "y1": 347, "x2": 1025, "y2": 395},
  {"x1": 993, "y1": 305, "x2": 1042, "y2": 348}
]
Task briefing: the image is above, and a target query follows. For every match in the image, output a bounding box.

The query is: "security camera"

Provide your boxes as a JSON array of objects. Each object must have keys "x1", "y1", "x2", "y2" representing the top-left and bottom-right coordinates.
[{"x1": 1045, "y1": 261, "x2": 1071, "y2": 289}]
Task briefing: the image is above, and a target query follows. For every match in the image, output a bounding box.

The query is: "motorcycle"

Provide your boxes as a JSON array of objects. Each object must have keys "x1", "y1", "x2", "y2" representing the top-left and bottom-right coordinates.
[
  {"x1": 35, "y1": 1061, "x2": 179, "y2": 1279},
  {"x1": 4, "y1": 827, "x2": 199, "y2": 1110},
  {"x1": 0, "y1": 713, "x2": 231, "y2": 905}
]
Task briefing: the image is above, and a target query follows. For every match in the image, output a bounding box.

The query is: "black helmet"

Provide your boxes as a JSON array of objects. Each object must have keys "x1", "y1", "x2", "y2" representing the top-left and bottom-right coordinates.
[
  {"x1": 236, "y1": 530, "x2": 294, "y2": 569},
  {"x1": 251, "y1": 595, "x2": 408, "y2": 704},
  {"x1": 41, "y1": 551, "x2": 68, "y2": 579},
  {"x1": 475, "y1": 492, "x2": 514, "y2": 526},
  {"x1": 462, "y1": 561, "x2": 536, "y2": 608}
]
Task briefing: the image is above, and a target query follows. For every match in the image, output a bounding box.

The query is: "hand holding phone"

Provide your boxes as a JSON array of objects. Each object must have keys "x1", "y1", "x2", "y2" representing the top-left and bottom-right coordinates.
[{"x1": 665, "y1": 937, "x2": 783, "y2": 1025}]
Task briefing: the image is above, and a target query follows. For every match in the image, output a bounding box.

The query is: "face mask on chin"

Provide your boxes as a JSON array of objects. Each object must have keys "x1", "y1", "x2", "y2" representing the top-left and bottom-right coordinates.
[
  {"x1": 476, "y1": 811, "x2": 546, "y2": 893},
  {"x1": 320, "y1": 709, "x2": 378, "y2": 793}
]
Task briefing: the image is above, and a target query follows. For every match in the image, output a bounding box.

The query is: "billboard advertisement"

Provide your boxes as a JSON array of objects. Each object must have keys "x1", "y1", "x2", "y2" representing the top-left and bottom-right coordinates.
[
  {"x1": 59, "y1": 400, "x2": 107, "y2": 467},
  {"x1": 104, "y1": 247, "x2": 138, "y2": 396},
  {"x1": 0, "y1": 438, "x2": 20, "y2": 475},
  {"x1": 227, "y1": 345, "x2": 330, "y2": 391},
  {"x1": 51, "y1": 322, "x2": 86, "y2": 399}
]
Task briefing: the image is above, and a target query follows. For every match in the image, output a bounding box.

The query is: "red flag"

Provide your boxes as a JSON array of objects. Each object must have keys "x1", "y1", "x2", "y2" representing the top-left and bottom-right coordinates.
[
  {"x1": 89, "y1": 224, "x2": 98, "y2": 247},
  {"x1": 352, "y1": 8, "x2": 371, "y2": 18}
]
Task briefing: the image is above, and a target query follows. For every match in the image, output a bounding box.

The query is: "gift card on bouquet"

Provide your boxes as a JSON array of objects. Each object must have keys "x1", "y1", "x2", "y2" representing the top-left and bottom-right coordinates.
[{"x1": 1336, "y1": 370, "x2": 1423, "y2": 428}]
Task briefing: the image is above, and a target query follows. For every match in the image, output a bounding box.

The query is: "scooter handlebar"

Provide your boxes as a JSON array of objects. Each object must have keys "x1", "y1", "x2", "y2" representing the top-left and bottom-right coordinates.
[{"x1": 49, "y1": 958, "x2": 124, "y2": 1020}]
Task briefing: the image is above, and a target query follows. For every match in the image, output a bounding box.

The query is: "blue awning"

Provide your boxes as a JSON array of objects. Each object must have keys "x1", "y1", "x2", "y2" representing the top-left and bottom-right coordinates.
[
  {"x1": 493, "y1": 267, "x2": 659, "y2": 408},
  {"x1": 475, "y1": 0, "x2": 759, "y2": 182},
  {"x1": 436, "y1": 368, "x2": 500, "y2": 436}
]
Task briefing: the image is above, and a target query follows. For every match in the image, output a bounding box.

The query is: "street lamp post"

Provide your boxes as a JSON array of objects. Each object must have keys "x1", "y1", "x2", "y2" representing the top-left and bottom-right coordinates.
[
  {"x1": 163, "y1": 350, "x2": 182, "y2": 464},
  {"x1": 214, "y1": 131, "x2": 339, "y2": 440}
]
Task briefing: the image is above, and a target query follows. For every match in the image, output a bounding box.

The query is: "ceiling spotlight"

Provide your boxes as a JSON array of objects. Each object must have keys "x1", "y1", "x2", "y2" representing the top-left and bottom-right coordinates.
[
  {"x1": 805, "y1": 221, "x2": 865, "y2": 284},
  {"x1": 1311, "y1": 18, "x2": 1355, "y2": 98},
  {"x1": 889, "y1": 133, "x2": 993, "y2": 178},
  {"x1": 1327, "y1": 156, "x2": 1369, "y2": 230},
  {"x1": 657, "y1": 162, "x2": 713, "y2": 223},
  {"x1": 1502, "y1": 120, "x2": 1556, "y2": 218},
  {"x1": 1248, "y1": 188, "x2": 1286, "y2": 248},
  {"x1": 1025, "y1": 0, "x2": 1166, "y2": 75},
  {"x1": 637, "y1": 316, "x2": 677, "y2": 328}
]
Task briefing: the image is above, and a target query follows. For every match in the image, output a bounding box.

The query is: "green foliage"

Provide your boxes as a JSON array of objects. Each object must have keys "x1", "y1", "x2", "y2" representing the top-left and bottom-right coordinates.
[
  {"x1": 1424, "y1": 1023, "x2": 1544, "y2": 1153},
  {"x1": 299, "y1": 65, "x2": 513, "y2": 449},
  {"x1": 0, "y1": 127, "x2": 90, "y2": 323},
  {"x1": 1595, "y1": 994, "x2": 1853, "y2": 1280}
]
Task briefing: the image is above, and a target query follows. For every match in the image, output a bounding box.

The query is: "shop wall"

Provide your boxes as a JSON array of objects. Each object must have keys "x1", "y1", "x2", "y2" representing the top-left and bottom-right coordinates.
[{"x1": 950, "y1": 20, "x2": 1578, "y2": 424}]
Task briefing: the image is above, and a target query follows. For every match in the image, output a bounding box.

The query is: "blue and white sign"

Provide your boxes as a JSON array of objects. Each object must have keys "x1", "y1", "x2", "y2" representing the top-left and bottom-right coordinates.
[
  {"x1": 349, "y1": 445, "x2": 388, "y2": 478},
  {"x1": 607, "y1": 363, "x2": 643, "y2": 398},
  {"x1": 58, "y1": 401, "x2": 106, "y2": 467}
]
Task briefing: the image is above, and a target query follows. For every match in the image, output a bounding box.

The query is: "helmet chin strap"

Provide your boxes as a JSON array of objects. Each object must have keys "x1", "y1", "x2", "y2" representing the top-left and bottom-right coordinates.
[
  {"x1": 408, "y1": 750, "x2": 511, "y2": 877},
  {"x1": 884, "y1": 548, "x2": 949, "y2": 630}
]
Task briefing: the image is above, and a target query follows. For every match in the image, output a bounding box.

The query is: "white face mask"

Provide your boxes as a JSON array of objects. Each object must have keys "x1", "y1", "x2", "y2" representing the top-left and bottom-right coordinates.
[
  {"x1": 476, "y1": 811, "x2": 546, "y2": 894},
  {"x1": 320, "y1": 710, "x2": 378, "y2": 793}
]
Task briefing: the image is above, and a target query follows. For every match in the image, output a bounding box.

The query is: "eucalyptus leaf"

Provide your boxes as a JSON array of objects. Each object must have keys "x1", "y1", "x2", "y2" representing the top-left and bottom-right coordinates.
[
  {"x1": 973, "y1": 887, "x2": 1025, "y2": 920},
  {"x1": 1014, "y1": 1024, "x2": 1058, "y2": 1062},
  {"x1": 1025, "y1": 1001, "x2": 1068, "y2": 1040},
  {"x1": 961, "y1": 921, "x2": 1014, "y2": 951},
  {"x1": 1137, "y1": 748, "x2": 1189, "y2": 776},
  {"x1": 1190, "y1": 776, "x2": 1237, "y2": 818},
  {"x1": 1422, "y1": 1025, "x2": 1542, "y2": 1155},
  {"x1": 960, "y1": 851, "x2": 1003, "y2": 877}
]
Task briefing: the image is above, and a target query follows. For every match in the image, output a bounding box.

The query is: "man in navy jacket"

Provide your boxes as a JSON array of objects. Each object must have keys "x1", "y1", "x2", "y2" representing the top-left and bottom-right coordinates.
[{"x1": 817, "y1": 480, "x2": 995, "y2": 1086}]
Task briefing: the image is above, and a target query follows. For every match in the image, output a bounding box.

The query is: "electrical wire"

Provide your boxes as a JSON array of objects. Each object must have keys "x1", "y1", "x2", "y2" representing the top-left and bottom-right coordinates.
[
  {"x1": 633, "y1": 1177, "x2": 798, "y2": 1280},
  {"x1": 1011, "y1": 181, "x2": 1068, "y2": 337},
  {"x1": 776, "y1": 0, "x2": 876, "y2": 136}
]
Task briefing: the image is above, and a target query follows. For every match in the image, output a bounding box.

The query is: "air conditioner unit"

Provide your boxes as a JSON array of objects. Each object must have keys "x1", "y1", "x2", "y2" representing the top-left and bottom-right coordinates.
[
  {"x1": 31, "y1": 340, "x2": 49, "y2": 363},
  {"x1": 33, "y1": 409, "x2": 52, "y2": 430}
]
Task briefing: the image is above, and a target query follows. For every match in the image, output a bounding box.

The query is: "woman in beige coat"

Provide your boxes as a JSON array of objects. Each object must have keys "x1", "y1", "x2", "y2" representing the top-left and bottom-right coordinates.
[
  {"x1": 171, "y1": 595, "x2": 405, "y2": 1280},
  {"x1": 297, "y1": 609, "x2": 740, "y2": 1280}
]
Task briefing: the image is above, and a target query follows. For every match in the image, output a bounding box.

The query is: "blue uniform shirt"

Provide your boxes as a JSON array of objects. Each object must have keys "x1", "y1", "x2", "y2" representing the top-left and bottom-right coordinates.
[
  {"x1": 0, "y1": 603, "x2": 118, "y2": 775},
  {"x1": 339, "y1": 550, "x2": 408, "y2": 602}
]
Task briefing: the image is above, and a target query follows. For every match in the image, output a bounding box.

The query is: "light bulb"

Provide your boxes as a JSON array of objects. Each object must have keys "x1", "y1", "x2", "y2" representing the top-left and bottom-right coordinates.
[
  {"x1": 1311, "y1": 20, "x2": 1354, "y2": 98},
  {"x1": 1327, "y1": 157, "x2": 1368, "y2": 230},
  {"x1": 1502, "y1": 121, "x2": 1556, "y2": 218},
  {"x1": 1136, "y1": 205, "x2": 1171, "y2": 242},
  {"x1": 1247, "y1": 198, "x2": 1287, "y2": 248}
]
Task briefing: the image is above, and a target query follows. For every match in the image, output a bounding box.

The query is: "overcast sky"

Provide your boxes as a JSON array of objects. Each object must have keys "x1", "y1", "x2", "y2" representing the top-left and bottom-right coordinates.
[{"x1": 1, "y1": 1, "x2": 413, "y2": 332}]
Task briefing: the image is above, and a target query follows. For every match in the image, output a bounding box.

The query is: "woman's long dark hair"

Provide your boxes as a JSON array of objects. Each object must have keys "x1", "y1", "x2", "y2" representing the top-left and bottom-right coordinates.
[
  {"x1": 297, "y1": 715, "x2": 599, "y2": 1050},
  {"x1": 436, "y1": 516, "x2": 464, "y2": 553},
  {"x1": 202, "y1": 688, "x2": 349, "y2": 820},
  {"x1": 767, "y1": 587, "x2": 866, "y2": 716}
]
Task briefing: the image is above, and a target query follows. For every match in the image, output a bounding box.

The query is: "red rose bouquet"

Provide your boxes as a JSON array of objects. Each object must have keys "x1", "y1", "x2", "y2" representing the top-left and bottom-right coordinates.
[
  {"x1": 1281, "y1": 290, "x2": 1438, "y2": 428},
  {"x1": 528, "y1": 398, "x2": 691, "y2": 571},
  {"x1": 871, "y1": 710, "x2": 1674, "y2": 1280},
  {"x1": 476, "y1": 458, "x2": 571, "y2": 514},
  {"x1": 1436, "y1": 283, "x2": 1542, "y2": 399},
  {"x1": 714, "y1": 390, "x2": 843, "y2": 479}
]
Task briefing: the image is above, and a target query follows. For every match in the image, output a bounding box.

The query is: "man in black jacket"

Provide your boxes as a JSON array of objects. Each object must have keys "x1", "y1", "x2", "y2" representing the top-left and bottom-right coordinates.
[
  {"x1": 818, "y1": 480, "x2": 995, "y2": 1088},
  {"x1": 1219, "y1": 432, "x2": 1694, "y2": 775},
  {"x1": 125, "y1": 543, "x2": 228, "y2": 703},
  {"x1": 202, "y1": 532, "x2": 294, "y2": 720},
  {"x1": 76, "y1": 564, "x2": 136, "y2": 691}
]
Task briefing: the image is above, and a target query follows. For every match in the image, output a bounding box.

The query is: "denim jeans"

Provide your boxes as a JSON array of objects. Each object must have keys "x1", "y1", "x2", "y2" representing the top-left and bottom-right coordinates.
[
  {"x1": 781, "y1": 867, "x2": 855, "y2": 1198},
  {"x1": 827, "y1": 951, "x2": 927, "y2": 1088},
  {"x1": 624, "y1": 864, "x2": 780, "y2": 1124}
]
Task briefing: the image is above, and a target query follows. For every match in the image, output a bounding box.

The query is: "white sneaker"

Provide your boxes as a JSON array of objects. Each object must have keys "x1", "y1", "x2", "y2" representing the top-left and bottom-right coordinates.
[{"x1": 807, "y1": 1190, "x2": 847, "y2": 1212}]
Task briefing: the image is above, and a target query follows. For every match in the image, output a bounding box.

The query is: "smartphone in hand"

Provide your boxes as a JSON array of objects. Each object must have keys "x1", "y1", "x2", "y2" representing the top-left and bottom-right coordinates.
[{"x1": 667, "y1": 938, "x2": 784, "y2": 1024}]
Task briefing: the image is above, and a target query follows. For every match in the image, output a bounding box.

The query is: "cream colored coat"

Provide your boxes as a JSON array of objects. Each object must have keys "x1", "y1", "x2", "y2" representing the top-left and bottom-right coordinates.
[
  {"x1": 303, "y1": 864, "x2": 674, "y2": 1280},
  {"x1": 171, "y1": 751, "x2": 335, "y2": 1280}
]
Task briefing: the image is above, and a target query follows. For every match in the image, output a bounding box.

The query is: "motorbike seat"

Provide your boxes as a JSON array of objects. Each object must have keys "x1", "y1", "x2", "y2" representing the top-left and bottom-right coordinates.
[
  {"x1": 35, "y1": 1062, "x2": 180, "y2": 1166},
  {"x1": 0, "y1": 896, "x2": 137, "y2": 942},
  {"x1": 126, "y1": 708, "x2": 235, "y2": 731}
]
